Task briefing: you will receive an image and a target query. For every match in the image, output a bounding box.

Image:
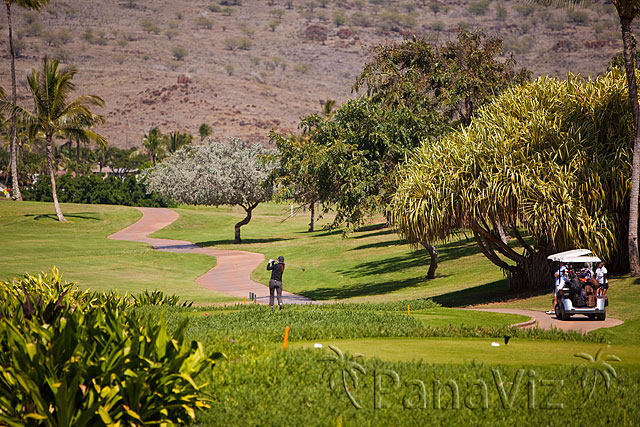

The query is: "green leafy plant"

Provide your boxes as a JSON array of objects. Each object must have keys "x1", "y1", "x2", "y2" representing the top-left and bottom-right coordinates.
[{"x1": 0, "y1": 270, "x2": 217, "y2": 426}]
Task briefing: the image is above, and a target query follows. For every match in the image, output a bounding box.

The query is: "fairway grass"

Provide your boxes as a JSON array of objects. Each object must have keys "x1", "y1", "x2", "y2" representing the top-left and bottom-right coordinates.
[
  {"x1": 0, "y1": 201, "x2": 234, "y2": 304},
  {"x1": 293, "y1": 337, "x2": 640, "y2": 369},
  {"x1": 151, "y1": 203, "x2": 509, "y2": 303}
]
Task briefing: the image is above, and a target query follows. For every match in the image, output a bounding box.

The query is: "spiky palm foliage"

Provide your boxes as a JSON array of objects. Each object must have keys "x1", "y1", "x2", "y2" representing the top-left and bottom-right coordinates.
[
  {"x1": 392, "y1": 69, "x2": 632, "y2": 289},
  {"x1": 14, "y1": 58, "x2": 106, "y2": 222},
  {"x1": 5, "y1": 0, "x2": 50, "y2": 201},
  {"x1": 531, "y1": 0, "x2": 640, "y2": 275},
  {"x1": 143, "y1": 127, "x2": 167, "y2": 166},
  {"x1": 167, "y1": 130, "x2": 193, "y2": 153},
  {"x1": 198, "y1": 123, "x2": 212, "y2": 142}
]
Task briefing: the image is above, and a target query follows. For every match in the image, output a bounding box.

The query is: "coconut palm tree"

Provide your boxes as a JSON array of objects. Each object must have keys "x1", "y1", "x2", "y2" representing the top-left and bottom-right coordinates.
[
  {"x1": 198, "y1": 123, "x2": 212, "y2": 142},
  {"x1": 14, "y1": 58, "x2": 106, "y2": 222},
  {"x1": 533, "y1": 0, "x2": 640, "y2": 274},
  {"x1": 143, "y1": 127, "x2": 167, "y2": 166},
  {"x1": 4, "y1": 0, "x2": 50, "y2": 201}
]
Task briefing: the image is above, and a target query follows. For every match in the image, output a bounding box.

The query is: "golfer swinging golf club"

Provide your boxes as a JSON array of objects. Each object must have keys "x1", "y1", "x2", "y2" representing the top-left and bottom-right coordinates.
[{"x1": 267, "y1": 256, "x2": 285, "y2": 311}]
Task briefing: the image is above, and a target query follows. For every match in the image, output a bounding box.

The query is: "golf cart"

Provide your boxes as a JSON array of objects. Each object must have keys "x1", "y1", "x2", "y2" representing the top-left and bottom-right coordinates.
[{"x1": 547, "y1": 249, "x2": 607, "y2": 321}]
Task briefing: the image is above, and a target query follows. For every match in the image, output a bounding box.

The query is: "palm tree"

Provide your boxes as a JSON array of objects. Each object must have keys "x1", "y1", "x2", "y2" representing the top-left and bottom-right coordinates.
[
  {"x1": 198, "y1": 123, "x2": 212, "y2": 142},
  {"x1": 4, "y1": 0, "x2": 50, "y2": 201},
  {"x1": 143, "y1": 127, "x2": 166, "y2": 166},
  {"x1": 167, "y1": 130, "x2": 192, "y2": 153},
  {"x1": 533, "y1": 0, "x2": 640, "y2": 275},
  {"x1": 14, "y1": 58, "x2": 106, "y2": 222}
]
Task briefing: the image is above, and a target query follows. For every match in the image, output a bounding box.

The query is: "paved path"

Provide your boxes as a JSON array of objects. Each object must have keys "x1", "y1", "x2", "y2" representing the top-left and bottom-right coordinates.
[
  {"x1": 108, "y1": 207, "x2": 313, "y2": 305},
  {"x1": 468, "y1": 307, "x2": 623, "y2": 333}
]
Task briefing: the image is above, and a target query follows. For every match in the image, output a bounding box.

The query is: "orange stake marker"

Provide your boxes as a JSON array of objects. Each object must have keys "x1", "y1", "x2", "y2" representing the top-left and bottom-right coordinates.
[
  {"x1": 282, "y1": 326, "x2": 290, "y2": 350},
  {"x1": 407, "y1": 304, "x2": 410, "y2": 316},
  {"x1": 244, "y1": 296, "x2": 246, "y2": 305}
]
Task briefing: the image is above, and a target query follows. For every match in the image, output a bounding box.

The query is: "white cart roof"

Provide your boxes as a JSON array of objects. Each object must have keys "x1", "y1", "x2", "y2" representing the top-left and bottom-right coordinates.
[
  {"x1": 560, "y1": 256, "x2": 602, "y2": 264},
  {"x1": 547, "y1": 249, "x2": 592, "y2": 261}
]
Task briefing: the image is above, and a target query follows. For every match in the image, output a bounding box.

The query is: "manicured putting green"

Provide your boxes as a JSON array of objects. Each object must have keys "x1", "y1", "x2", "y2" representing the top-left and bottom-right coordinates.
[{"x1": 294, "y1": 337, "x2": 640, "y2": 369}]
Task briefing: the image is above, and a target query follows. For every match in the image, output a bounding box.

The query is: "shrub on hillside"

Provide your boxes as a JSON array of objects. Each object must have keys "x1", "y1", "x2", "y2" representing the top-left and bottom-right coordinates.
[{"x1": 22, "y1": 173, "x2": 172, "y2": 207}]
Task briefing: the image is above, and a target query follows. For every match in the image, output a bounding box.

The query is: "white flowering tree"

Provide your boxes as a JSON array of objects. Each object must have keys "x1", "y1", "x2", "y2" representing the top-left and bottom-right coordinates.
[{"x1": 147, "y1": 138, "x2": 276, "y2": 244}]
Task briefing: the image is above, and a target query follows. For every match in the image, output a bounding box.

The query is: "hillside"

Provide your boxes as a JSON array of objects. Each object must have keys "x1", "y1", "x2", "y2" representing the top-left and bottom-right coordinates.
[{"x1": 0, "y1": 0, "x2": 632, "y2": 148}]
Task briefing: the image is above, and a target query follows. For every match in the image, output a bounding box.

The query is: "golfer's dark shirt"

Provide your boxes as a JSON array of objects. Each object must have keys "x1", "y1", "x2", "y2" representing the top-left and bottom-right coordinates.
[{"x1": 267, "y1": 262, "x2": 284, "y2": 282}]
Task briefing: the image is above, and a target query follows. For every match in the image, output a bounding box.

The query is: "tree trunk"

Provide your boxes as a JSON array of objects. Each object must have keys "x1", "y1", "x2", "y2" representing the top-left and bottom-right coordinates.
[
  {"x1": 46, "y1": 136, "x2": 66, "y2": 222},
  {"x1": 495, "y1": 219, "x2": 508, "y2": 244},
  {"x1": 76, "y1": 139, "x2": 81, "y2": 174},
  {"x1": 421, "y1": 241, "x2": 438, "y2": 279},
  {"x1": 234, "y1": 202, "x2": 258, "y2": 244},
  {"x1": 6, "y1": 3, "x2": 21, "y2": 200},
  {"x1": 621, "y1": 16, "x2": 640, "y2": 276},
  {"x1": 308, "y1": 200, "x2": 315, "y2": 232}
]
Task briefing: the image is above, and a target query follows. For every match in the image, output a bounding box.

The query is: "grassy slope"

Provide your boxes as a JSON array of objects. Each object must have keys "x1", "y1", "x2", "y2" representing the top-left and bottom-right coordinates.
[
  {"x1": 0, "y1": 200, "x2": 234, "y2": 303},
  {"x1": 152, "y1": 203, "x2": 507, "y2": 303}
]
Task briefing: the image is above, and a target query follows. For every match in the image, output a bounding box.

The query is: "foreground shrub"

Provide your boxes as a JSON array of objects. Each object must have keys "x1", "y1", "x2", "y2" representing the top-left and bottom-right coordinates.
[{"x1": 0, "y1": 270, "x2": 217, "y2": 426}]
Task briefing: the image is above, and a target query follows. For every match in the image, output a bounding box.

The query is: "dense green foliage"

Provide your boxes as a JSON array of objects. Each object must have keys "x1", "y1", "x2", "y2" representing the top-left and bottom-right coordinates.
[
  {"x1": 393, "y1": 69, "x2": 633, "y2": 288},
  {"x1": 272, "y1": 30, "x2": 530, "y2": 232},
  {"x1": 22, "y1": 173, "x2": 172, "y2": 207},
  {"x1": 0, "y1": 269, "x2": 218, "y2": 426}
]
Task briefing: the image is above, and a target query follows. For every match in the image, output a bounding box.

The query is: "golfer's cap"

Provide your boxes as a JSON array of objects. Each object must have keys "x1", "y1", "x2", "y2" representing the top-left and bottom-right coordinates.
[{"x1": 278, "y1": 256, "x2": 285, "y2": 262}]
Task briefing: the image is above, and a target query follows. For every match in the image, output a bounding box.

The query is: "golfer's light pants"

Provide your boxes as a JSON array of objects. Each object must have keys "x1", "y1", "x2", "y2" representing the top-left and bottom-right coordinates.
[{"x1": 269, "y1": 279, "x2": 283, "y2": 306}]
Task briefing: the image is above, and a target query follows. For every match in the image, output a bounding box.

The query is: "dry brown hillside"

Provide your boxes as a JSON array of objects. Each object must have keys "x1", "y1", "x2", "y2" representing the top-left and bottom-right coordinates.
[{"x1": 0, "y1": 0, "x2": 633, "y2": 148}]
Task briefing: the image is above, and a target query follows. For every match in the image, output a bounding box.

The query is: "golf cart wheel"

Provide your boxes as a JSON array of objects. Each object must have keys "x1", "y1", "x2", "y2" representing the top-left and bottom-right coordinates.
[
  {"x1": 596, "y1": 311, "x2": 606, "y2": 321},
  {"x1": 555, "y1": 304, "x2": 562, "y2": 320}
]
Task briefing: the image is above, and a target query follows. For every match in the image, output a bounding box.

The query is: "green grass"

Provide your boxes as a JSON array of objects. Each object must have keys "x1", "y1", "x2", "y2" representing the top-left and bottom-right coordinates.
[
  {"x1": 151, "y1": 203, "x2": 509, "y2": 303},
  {"x1": 292, "y1": 337, "x2": 640, "y2": 368},
  {"x1": 0, "y1": 200, "x2": 234, "y2": 304}
]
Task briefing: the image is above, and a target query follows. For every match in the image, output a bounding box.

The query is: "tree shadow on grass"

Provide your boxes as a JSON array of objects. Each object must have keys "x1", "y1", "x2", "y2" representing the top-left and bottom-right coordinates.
[
  {"x1": 346, "y1": 237, "x2": 484, "y2": 278},
  {"x1": 432, "y1": 280, "x2": 550, "y2": 307},
  {"x1": 301, "y1": 276, "x2": 426, "y2": 300},
  {"x1": 25, "y1": 212, "x2": 101, "y2": 221},
  {"x1": 197, "y1": 237, "x2": 291, "y2": 246}
]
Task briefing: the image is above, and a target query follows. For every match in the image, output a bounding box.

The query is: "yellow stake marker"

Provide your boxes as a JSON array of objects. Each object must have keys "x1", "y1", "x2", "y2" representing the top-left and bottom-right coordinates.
[
  {"x1": 244, "y1": 296, "x2": 246, "y2": 305},
  {"x1": 407, "y1": 304, "x2": 410, "y2": 316},
  {"x1": 282, "y1": 326, "x2": 290, "y2": 350}
]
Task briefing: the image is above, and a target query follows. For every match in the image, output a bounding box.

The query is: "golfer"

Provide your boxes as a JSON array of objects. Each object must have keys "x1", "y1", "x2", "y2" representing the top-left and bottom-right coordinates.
[{"x1": 267, "y1": 256, "x2": 285, "y2": 310}]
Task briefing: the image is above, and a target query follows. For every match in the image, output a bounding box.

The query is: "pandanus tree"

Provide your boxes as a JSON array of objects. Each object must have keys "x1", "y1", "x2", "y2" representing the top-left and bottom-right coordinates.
[
  {"x1": 392, "y1": 69, "x2": 633, "y2": 289},
  {"x1": 147, "y1": 139, "x2": 276, "y2": 244},
  {"x1": 4, "y1": 0, "x2": 50, "y2": 201},
  {"x1": 12, "y1": 58, "x2": 106, "y2": 222},
  {"x1": 531, "y1": 0, "x2": 640, "y2": 275}
]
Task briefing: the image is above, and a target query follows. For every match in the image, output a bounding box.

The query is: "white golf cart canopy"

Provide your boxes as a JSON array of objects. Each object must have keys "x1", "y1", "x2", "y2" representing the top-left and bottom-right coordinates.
[{"x1": 547, "y1": 249, "x2": 601, "y2": 263}]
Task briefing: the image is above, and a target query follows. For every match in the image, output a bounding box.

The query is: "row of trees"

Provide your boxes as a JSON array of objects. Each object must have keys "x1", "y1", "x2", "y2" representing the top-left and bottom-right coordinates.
[
  {"x1": 269, "y1": 19, "x2": 640, "y2": 287},
  {"x1": 271, "y1": 29, "x2": 531, "y2": 278}
]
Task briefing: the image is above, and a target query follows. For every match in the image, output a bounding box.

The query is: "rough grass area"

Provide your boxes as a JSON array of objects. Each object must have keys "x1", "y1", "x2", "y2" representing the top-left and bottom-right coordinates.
[
  {"x1": 143, "y1": 303, "x2": 639, "y2": 426},
  {"x1": 0, "y1": 201, "x2": 234, "y2": 303}
]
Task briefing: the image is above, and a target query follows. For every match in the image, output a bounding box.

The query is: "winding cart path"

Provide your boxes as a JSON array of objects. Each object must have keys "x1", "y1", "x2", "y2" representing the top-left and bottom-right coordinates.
[
  {"x1": 108, "y1": 207, "x2": 313, "y2": 305},
  {"x1": 468, "y1": 307, "x2": 623, "y2": 333}
]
